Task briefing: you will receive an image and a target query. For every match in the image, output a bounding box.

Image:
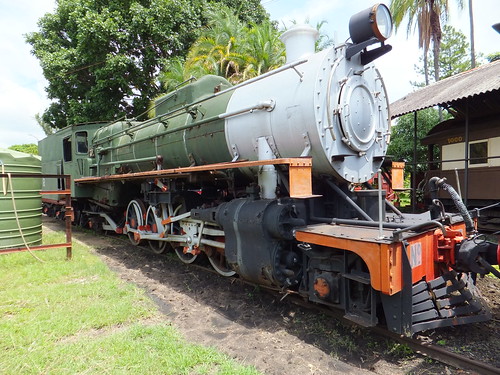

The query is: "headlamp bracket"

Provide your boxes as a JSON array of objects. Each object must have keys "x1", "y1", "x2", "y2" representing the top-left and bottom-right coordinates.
[{"x1": 346, "y1": 39, "x2": 392, "y2": 65}]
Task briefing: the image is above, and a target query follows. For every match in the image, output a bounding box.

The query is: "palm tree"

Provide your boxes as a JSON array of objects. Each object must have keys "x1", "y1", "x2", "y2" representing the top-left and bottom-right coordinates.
[
  {"x1": 468, "y1": 0, "x2": 476, "y2": 68},
  {"x1": 184, "y1": 6, "x2": 250, "y2": 83},
  {"x1": 244, "y1": 19, "x2": 285, "y2": 78},
  {"x1": 390, "y1": 0, "x2": 464, "y2": 85},
  {"x1": 159, "y1": 5, "x2": 285, "y2": 86}
]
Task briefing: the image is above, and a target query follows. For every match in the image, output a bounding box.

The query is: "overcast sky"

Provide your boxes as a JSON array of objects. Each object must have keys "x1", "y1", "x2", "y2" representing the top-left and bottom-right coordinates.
[{"x1": 0, "y1": 0, "x2": 498, "y2": 148}]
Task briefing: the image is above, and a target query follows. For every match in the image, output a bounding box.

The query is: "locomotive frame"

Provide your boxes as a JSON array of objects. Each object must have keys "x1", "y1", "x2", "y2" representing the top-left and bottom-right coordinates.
[{"x1": 38, "y1": 4, "x2": 499, "y2": 336}]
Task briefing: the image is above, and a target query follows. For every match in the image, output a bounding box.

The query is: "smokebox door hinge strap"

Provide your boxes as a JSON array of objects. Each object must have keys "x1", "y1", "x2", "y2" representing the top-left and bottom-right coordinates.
[
  {"x1": 300, "y1": 133, "x2": 311, "y2": 157},
  {"x1": 231, "y1": 144, "x2": 240, "y2": 162}
]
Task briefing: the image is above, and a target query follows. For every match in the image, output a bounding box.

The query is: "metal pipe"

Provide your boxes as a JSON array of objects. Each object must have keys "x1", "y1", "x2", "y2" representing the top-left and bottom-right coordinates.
[
  {"x1": 325, "y1": 179, "x2": 373, "y2": 221},
  {"x1": 363, "y1": 181, "x2": 404, "y2": 217},
  {"x1": 219, "y1": 100, "x2": 275, "y2": 119},
  {"x1": 412, "y1": 110, "x2": 417, "y2": 213},
  {"x1": 1, "y1": 162, "x2": 5, "y2": 195},
  {"x1": 310, "y1": 215, "x2": 407, "y2": 229},
  {"x1": 96, "y1": 156, "x2": 157, "y2": 167},
  {"x1": 200, "y1": 238, "x2": 225, "y2": 249},
  {"x1": 378, "y1": 170, "x2": 383, "y2": 238},
  {"x1": 454, "y1": 168, "x2": 462, "y2": 198},
  {"x1": 212, "y1": 59, "x2": 307, "y2": 99},
  {"x1": 326, "y1": 57, "x2": 341, "y2": 141},
  {"x1": 392, "y1": 220, "x2": 447, "y2": 239},
  {"x1": 464, "y1": 98, "x2": 469, "y2": 206},
  {"x1": 309, "y1": 215, "x2": 448, "y2": 240},
  {"x1": 96, "y1": 100, "x2": 276, "y2": 156},
  {"x1": 96, "y1": 113, "x2": 222, "y2": 153},
  {"x1": 93, "y1": 59, "x2": 308, "y2": 147}
]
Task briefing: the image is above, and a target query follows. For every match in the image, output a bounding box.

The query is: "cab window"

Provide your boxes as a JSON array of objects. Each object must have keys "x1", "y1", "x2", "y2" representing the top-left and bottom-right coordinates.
[
  {"x1": 75, "y1": 131, "x2": 88, "y2": 154},
  {"x1": 63, "y1": 136, "x2": 72, "y2": 162}
]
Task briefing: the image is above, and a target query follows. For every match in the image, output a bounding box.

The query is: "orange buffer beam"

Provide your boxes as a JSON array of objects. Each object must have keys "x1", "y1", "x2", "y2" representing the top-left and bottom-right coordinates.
[
  {"x1": 296, "y1": 225, "x2": 401, "y2": 295},
  {"x1": 75, "y1": 157, "x2": 314, "y2": 198},
  {"x1": 295, "y1": 223, "x2": 451, "y2": 296}
]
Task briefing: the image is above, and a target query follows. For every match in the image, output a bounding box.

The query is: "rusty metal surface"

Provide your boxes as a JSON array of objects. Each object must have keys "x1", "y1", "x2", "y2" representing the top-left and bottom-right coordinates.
[
  {"x1": 390, "y1": 60, "x2": 500, "y2": 118},
  {"x1": 0, "y1": 242, "x2": 72, "y2": 255},
  {"x1": 75, "y1": 157, "x2": 314, "y2": 198},
  {"x1": 296, "y1": 223, "x2": 397, "y2": 244},
  {"x1": 75, "y1": 157, "x2": 312, "y2": 182}
]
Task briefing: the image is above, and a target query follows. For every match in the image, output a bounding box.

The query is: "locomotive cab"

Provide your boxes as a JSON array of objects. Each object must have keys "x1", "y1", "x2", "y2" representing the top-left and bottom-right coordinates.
[{"x1": 39, "y1": 123, "x2": 104, "y2": 218}]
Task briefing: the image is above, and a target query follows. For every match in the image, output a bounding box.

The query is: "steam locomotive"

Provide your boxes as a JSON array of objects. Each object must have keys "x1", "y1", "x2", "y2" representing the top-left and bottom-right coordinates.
[{"x1": 39, "y1": 4, "x2": 499, "y2": 336}]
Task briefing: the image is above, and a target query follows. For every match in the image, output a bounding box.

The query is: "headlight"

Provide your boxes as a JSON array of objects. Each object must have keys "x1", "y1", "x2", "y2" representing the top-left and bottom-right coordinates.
[{"x1": 349, "y1": 3, "x2": 393, "y2": 44}]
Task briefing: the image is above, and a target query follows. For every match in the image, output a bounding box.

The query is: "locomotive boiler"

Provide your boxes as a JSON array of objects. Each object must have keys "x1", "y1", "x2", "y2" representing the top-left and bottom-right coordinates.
[{"x1": 39, "y1": 4, "x2": 500, "y2": 336}]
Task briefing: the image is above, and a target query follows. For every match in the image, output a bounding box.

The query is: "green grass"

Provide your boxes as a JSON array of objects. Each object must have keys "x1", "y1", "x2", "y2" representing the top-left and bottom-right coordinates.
[{"x1": 0, "y1": 232, "x2": 260, "y2": 375}]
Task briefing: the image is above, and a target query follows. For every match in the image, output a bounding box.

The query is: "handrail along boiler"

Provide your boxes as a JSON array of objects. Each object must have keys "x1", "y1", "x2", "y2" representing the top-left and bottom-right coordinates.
[{"x1": 39, "y1": 4, "x2": 500, "y2": 335}]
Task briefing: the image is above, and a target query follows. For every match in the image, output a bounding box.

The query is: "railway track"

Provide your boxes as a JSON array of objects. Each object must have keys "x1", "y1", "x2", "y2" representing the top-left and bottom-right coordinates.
[
  {"x1": 287, "y1": 295, "x2": 500, "y2": 375},
  {"x1": 89, "y1": 227, "x2": 500, "y2": 374},
  {"x1": 233, "y1": 279, "x2": 500, "y2": 375}
]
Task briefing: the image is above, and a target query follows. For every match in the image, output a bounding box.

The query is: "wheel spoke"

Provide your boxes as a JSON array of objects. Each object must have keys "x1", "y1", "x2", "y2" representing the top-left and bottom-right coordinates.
[
  {"x1": 207, "y1": 247, "x2": 235, "y2": 276},
  {"x1": 174, "y1": 246, "x2": 198, "y2": 264},
  {"x1": 146, "y1": 204, "x2": 169, "y2": 254},
  {"x1": 126, "y1": 199, "x2": 146, "y2": 246}
]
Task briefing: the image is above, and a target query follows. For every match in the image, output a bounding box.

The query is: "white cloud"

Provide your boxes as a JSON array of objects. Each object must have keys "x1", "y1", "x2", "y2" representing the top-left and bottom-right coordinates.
[
  {"x1": 279, "y1": 0, "x2": 342, "y2": 25},
  {"x1": 0, "y1": 0, "x2": 55, "y2": 148},
  {"x1": 0, "y1": 76, "x2": 48, "y2": 147}
]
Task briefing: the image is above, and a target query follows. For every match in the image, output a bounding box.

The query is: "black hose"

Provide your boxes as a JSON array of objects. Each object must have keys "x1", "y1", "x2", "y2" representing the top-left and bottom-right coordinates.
[{"x1": 429, "y1": 177, "x2": 474, "y2": 234}]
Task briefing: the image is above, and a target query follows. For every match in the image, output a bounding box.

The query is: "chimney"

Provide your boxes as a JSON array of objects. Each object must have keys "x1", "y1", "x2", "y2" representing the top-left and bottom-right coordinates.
[{"x1": 280, "y1": 24, "x2": 319, "y2": 63}]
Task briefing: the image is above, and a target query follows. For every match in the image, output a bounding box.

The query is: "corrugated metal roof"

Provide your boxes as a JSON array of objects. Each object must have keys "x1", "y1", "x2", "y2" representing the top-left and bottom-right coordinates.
[{"x1": 390, "y1": 60, "x2": 500, "y2": 119}]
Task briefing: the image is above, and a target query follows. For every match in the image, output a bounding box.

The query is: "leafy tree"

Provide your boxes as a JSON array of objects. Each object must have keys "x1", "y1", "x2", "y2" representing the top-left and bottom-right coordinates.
[
  {"x1": 9, "y1": 144, "x2": 39, "y2": 155},
  {"x1": 185, "y1": 6, "x2": 249, "y2": 82},
  {"x1": 35, "y1": 113, "x2": 54, "y2": 136},
  {"x1": 207, "y1": 0, "x2": 268, "y2": 25},
  {"x1": 413, "y1": 25, "x2": 474, "y2": 85},
  {"x1": 486, "y1": 52, "x2": 500, "y2": 62},
  {"x1": 436, "y1": 25, "x2": 474, "y2": 78},
  {"x1": 158, "y1": 6, "x2": 336, "y2": 92},
  {"x1": 159, "y1": 5, "x2": 284, "y2": 89},
  {"x1": 244, "y1": 18, "x2": 286, "y2": 77},
  {"x1": 390, "y1": 0, "x2": 464, "y2": 85},
  {"x1": 468, "y1": 0, "x2": 476, "y2": 68},
  {"x1": 26, "y1": 0, "x2": 267, "y2": 130},
  {"x1": 387, "y1": 108, "x2": 448, "y2": 172}
]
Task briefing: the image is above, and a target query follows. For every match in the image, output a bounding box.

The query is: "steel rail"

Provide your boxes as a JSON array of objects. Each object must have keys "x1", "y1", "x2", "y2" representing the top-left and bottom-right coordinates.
[
  {"x1": 54, "y1": 222, "x2": 499, "y2": 374},
  {"x1": 181, "y1": 255, "x2": 500, "y2": 375},
  {"x1": 278, "y1": 289, "x2": 500, "y2": 375}
]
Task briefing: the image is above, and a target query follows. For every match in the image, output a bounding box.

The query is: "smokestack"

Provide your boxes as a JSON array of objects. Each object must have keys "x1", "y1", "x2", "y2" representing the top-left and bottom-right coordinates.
[{"x1": 280, "y1": 24, "x2": 319, "y2": 63}]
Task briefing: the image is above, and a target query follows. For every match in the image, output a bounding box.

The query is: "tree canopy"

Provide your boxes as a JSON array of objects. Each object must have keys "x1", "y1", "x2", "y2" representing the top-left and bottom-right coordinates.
[
  {"x1": 390, "y1": 0, "x2": 464, "y2": 85},
  {"x1": 486, "y1": 52, "x2": 500, "y2": 62},
  {"x1": 157, "y1": 6, "x2": 333, "y2": 92},
  {"x1": 413, "y1": 25, "x2": 475, "y2": 86},
  {"x1": 387, "y1": 108, "x2": 447, "y2": 172},
  {"x1": 164, "y1": 5, "x2": 285, "y2": 88},
  {"x1": 391, "y1": 25, "x2": 473, "y2": 171},
  {"x1": 8, "y1": 144, "x2": 39, "y2": 155},
  {"x1": 26, "y1": 0, "x2": 268, "y2": 129}
]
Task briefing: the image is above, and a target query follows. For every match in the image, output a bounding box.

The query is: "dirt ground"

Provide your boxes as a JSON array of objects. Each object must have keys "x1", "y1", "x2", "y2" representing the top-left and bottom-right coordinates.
[{"x1": 43, "y1": 218, "x2": 500, "y2": 375}]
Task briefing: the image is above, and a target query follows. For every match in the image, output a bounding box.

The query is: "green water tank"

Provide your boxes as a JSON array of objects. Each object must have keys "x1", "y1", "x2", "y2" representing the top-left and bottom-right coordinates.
[{"x1": 0, "y1": 149, "x2": 42, "y2": 250}]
